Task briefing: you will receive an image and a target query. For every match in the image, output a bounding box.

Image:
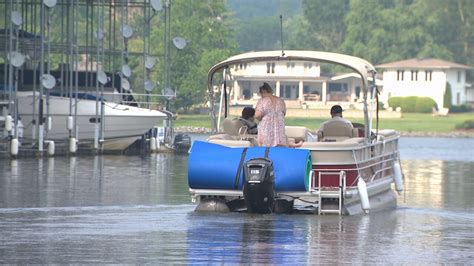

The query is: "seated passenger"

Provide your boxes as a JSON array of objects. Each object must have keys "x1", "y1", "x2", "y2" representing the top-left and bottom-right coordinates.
[
  {"x1": 239, "y1": 106, "x2": 258, "y2": 134},
  {"x1": 317, "y1": 105, "x2": 354, "y2": 140}
]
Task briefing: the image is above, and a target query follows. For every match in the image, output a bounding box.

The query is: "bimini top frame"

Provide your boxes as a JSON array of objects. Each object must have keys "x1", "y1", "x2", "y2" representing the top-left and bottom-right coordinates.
[{"x1": 207, "y1": 50, "x2": 378, "y2": 139}]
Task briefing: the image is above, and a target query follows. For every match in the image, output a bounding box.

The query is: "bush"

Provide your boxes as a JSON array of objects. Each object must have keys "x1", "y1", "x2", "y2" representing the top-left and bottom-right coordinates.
[
  {"x1": 377, "y1": 101, "x2": 385, "y2": 110},
  {"x1": 400, "y1": 96, "x2": 418, "y2": 113},
  {"x1": 450, "y1": 104, "x2": 473, "y2": 113},
  {"x1": 455, "y1": 119, "x2": 474, "y2": 129},
  {"x1": 414, "y1": 97, "x2": 436, "y2": 113},
  {"x1": 443, "y1": 82, "x2": 452, "y2": 108},
  {"x1": 387, "y1": 97, "x2": 403, "y2": 108}
]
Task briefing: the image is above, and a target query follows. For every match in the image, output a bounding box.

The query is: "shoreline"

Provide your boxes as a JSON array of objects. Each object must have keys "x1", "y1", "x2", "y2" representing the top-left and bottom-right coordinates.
[{"x1": 174, "y1": 127, "x2": 474, "y2": 138}]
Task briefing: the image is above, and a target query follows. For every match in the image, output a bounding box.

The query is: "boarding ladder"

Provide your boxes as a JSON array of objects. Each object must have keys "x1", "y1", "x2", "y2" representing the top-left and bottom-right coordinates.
[{"x1": 317, "y1": 171, "x2": 346, "y2": 215}]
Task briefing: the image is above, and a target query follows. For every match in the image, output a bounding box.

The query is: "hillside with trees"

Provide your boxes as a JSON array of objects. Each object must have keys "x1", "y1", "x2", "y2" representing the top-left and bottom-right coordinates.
[{"x1": 229, "y1": 0, "x2": 473, "y2": 69}]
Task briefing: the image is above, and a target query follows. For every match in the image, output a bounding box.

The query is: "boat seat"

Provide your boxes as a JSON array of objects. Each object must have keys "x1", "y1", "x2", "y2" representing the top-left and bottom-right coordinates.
[
  {"x1": 208, "y1": 139, "x2": 252, "y2": 147},
  {"x1": 207, "y1": 133, "x2": 235, "y2": 141},
  {"x1": 223, "y1": 117, "x2": 247, "y2": 136},
  {"x1": 377, "y1": 129, "x2": 399, "y2": 140},
  {"x1": 302, "y1": 137, "x2": 366, "y2": 149},
  {"x1": 318, "y1": 121, "x2": 358, "y2": 142},
  {"x1": 285, "y1": 126, "x2": 309, "y2": 142},
  {"x1": 219, "y1": 117, "x2": 258, "y2": 142}
]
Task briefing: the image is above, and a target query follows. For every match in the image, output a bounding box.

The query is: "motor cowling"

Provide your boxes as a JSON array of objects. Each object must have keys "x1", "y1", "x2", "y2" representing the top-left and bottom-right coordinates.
[
  {"x1": 173, "y1": 133, "x2": 191, "y2": 153},
  {"x1": 243, "y1": 158, "x2": 275, "y2": 214}
]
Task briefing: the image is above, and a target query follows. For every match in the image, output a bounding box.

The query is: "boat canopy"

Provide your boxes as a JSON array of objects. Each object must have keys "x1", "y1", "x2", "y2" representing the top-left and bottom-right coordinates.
[{"x1": 206, "y1": 50, "x2": 378, "y2": 138}]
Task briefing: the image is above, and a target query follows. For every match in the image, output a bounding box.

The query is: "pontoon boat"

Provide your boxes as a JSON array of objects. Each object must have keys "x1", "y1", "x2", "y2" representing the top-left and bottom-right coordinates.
[{"x1": 188, "y1": 51, "x2": 404, "y2": 215}]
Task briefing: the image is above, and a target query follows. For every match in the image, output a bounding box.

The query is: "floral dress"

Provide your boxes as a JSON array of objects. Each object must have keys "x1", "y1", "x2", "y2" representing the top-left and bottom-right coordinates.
[{"x1": 256, "y1": 96, "x2": 288, "y2": 147}]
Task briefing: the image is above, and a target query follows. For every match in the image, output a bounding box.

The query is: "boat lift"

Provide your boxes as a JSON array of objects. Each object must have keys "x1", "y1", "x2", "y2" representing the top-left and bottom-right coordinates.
[{"x1": 0, "y1": 0, "x2": 177, "y2": 157}]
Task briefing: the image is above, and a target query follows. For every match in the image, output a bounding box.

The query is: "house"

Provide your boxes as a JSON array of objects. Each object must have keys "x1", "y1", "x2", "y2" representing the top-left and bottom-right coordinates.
[
  {"x1": 377, "y1": 58, "x2": 473, "y2": 109},
  {"x1": 228, "y1": 60, "x2": 380, "y2": 109}
]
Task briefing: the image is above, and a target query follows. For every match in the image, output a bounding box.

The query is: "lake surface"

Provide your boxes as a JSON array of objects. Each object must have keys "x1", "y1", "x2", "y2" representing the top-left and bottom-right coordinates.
[{"x1": 0, "y1": 137, "x2": 473, "y2": 264}]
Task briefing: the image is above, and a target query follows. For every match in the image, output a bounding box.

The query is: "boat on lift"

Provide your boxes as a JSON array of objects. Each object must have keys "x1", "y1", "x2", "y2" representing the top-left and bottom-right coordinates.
[
  {"x1": 188, "y1": 50, "x2": 404, "y2": 215},
  {"x1": 2, "y1": 66, "x2": 167, "y2": 150}
]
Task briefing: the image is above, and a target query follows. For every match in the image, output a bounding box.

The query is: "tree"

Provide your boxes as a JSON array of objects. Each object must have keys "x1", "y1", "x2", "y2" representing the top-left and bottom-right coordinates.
[
  {"x1": 339, "y1": 0, "x2": 460, "y2": 65},
  {"x1": 234, "y1": 16, "x2": 281, "y2": 52},
  {"x1": 345, "y1": 0, "x2": 473, "y2": 68},
  {"x1": 301, "y1": 0, "x2": 349, "y2": 51},
  {"x1": 444, "y1": 82, "x2": 452, "y2": 108},
  {"x1": 285, "y1": 14, "x2": 314, "y2": 50},
  {"x1": 412, "y1": 0, "x2": 473, "y2": 78},
  {"x1": 227, "y1": 0, "x2": 301, "y2": 52},
  {"x1": 130, "y1": 0, "x2": 238, "y2": 111}
]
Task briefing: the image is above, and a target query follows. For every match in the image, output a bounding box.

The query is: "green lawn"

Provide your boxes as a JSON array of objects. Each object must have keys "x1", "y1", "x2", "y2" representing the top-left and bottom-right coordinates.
[
  {"x1": 173, "y1": 113, "x2": 473, "y2": 132},
  {"x1": 174, "y1": 114, "x2": 214, "y2": 128}
]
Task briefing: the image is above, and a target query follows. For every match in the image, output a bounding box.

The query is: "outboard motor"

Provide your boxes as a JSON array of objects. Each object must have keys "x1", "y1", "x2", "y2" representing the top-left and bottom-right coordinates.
[
  {"x1": 243, "y1": 158, "x2": 275, "y2": 213},
  {"x1": 173, "y1": 134, "x2": 191, "y2": 153}
]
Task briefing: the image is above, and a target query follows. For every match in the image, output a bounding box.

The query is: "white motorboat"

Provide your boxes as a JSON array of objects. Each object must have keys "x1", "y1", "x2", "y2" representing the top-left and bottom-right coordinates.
[
  {"x1": 5, "y1": 66, "x2": 167, "y2": 150},
  {"x1": 17, "y1": 92, "x2": 166, "y2": 150},
  {"x1": 188, "y1": 50, "x2": 404, "y2": 215}
]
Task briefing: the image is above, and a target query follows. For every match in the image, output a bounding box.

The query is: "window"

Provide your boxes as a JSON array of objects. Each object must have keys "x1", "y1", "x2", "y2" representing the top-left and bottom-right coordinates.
[
  {"x1": 328, "y1": 83, "x2": 347, "y2": 92},
  {"x1": 397, "y1": 70, "x2": 404, "y2": 81},
  {"x1": 285, "y1": 85, "x2": 291, "y2": 99},
  {"x1": 243, "y1": 89, "x2": 251, "y2": 100},
  {"x1": 425, "y1": 70, "x2": 432, "y2": 81},
  {"x1": 303, "y1": 85, "x2": 310, "y2": 93},
  {"x1": 457, "y1": 92, "x2": 461, "y2": 105},
  {"x1": 267, "y1": 62, "x2": 275, "y2": 74},
  {"x1": 457, "y1": 71, "x2": 462, "y2": 83},
  {"x1": 411, "y1": 70, "x2": 418, "y2": 81}
]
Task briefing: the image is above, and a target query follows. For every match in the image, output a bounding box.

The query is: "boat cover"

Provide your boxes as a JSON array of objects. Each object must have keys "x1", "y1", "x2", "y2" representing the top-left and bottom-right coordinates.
[{"x1": 188, "y1": 141, "x2": 312, "y2": 191}]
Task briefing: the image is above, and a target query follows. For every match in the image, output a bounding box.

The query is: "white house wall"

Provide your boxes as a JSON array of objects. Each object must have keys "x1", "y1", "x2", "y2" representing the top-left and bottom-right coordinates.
[
  {"x1": 231, "y1": 80, "x2": 323, "y2": 101},
  {"x1": 230, "y1": 58, "x2": 472, "y2": 108},
  {"x1": 231, "y1": 61, "x2": 320, "y2": 78},
  {"x1": 467, "y1": 88, "x2": 474, "y2": 103},
  {"x1": 230, "y1": 61, "x2": 324, "y2": 102},
  {"x1": 381, "y1": 70, "x2": 447, "y2": 109},
  {"x1": 446, "y1": 70, "x2": 466, "y2": 105}
]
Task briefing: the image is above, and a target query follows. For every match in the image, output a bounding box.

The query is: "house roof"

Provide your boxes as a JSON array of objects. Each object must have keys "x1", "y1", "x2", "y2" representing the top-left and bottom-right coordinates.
[
  {"x1": 331, "y1": 72, "x2": 383, "y2": 86},
  {"x1": 376, "y1": 58, "x2": 472, "y2": 70}
]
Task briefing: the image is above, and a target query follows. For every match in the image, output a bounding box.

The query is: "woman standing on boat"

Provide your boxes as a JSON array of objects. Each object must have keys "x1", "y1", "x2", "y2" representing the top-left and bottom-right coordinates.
[{"x1": 255, "y1": 82, "x2": 297, "y2": 147}]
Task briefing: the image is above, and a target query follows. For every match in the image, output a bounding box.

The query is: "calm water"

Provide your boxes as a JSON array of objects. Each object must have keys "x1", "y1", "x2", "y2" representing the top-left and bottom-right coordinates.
[{"x1": 0, "y1": 137, "x2": 473, "y2": 264}]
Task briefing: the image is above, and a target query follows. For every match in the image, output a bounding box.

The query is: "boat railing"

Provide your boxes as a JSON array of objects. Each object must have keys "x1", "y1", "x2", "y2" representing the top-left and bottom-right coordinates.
[
  {"x1": 37, "y1": 90, "x2": 172, "y2": 110},
  {"x1": 311, "y1": 151, "x2": 398, "y2": 188}
]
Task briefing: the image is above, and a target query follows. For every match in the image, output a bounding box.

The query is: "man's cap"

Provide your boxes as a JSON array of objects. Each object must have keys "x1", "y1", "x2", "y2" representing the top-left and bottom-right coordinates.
[{"x1": 330, "y1": 105, "x2": 344, "y2": 114}]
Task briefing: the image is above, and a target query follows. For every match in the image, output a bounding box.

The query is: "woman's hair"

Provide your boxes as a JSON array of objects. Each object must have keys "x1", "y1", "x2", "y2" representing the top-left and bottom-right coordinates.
[
  {"x1": 259, "y1": 82, "x2": 273, "y2": 94},
  {"x1": 241, "y1": 106, "x2": 255, "y2": 119}
]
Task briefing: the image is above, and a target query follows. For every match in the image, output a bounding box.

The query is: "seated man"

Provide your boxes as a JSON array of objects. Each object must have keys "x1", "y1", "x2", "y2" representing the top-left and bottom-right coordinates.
[
  {"x1": 239, "y1": 106, "x2": 258, "y2": 134},
  {"x1": 317, "y1": 105, "x2": 354, "y2": 141}
]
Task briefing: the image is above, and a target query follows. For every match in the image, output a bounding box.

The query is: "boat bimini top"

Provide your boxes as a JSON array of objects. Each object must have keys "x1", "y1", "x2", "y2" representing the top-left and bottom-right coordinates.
[{"x1": 206, "y1": 50, "x2": 378, "y2": 139}]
